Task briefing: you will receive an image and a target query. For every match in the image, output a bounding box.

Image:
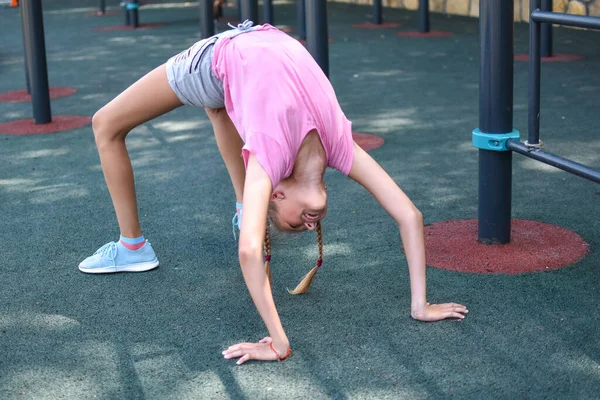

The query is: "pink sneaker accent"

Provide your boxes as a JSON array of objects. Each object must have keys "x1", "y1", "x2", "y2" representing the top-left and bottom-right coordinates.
[{"x1": 120, "y1": 240, "x2": 146, "y2": 251}]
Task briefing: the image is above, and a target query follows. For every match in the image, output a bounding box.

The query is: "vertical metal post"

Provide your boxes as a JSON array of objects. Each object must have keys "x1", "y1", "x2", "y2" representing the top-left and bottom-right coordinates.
[
  {"x1": 477, "y1": 0, "x2": 514, "y2": 244},
  {"x1": 297, "y1": 0, "x2": 306, "y2": 40},
  {"x1": 528, "y1": 0, "x2": 541, "y2": 145},
  {"x1": 264, "y1": 0, "x2": 274, "y2": 24},
  {"x1": 124, "y1": 4, "x2": 131, "y2": 26},
  {"x1": 200, "y1": 0, "x2": 215, "y2": 38},
  {"x1": 130, "y1": 0, "x2": 139, "y2": 28},
  {"x1": 237, "y1": 0, "x2": 242, "y2": 22},
  {"x1": 540, "y1": 0, "x2": 553, "y2": 57},
  {"x1": 21, "y1": 0, "x2": 52, "y2": 124},
  {"x1": 240, "y1": 0, "x2": 258, "y2": 23},
  {"x1": 19, "y1": 5, "x2": 32, "y2": 94},
  {"x1": 418, "y1": 0, "x2": 430, "y2": 33},
  {"x1": 373, "y1": 0, "x2": 382, "y2": 25},
  {"x1": 305, "y1": 0, "x2": 328, "y2": 77},
  {"x1": 99, "y1": 0, "x2": 106, "y2": 14}
]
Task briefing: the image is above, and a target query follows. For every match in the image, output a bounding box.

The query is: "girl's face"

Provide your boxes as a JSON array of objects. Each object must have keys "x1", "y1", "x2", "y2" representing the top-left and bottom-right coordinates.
[{"x1": 270, "y1": 181, "x2": 328, "y2": 232}]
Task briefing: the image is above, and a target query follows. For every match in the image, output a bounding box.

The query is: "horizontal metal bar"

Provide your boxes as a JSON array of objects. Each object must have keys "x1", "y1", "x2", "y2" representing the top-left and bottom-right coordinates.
[
  {"x1": 506, "y1": 140, "x2": 600, "y2": 183},
  {"x1": 531, "y1": 10, "x2": 600, "y2": 30}
]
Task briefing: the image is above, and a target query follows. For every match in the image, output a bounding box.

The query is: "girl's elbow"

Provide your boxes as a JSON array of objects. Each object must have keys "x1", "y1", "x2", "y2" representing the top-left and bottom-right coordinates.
[
  {"x1": 238, "y1": 243, "x2": 262, "y2": 265},
  {"x1": 397, "y1": 207, "x2": 423, "y2": 227}
]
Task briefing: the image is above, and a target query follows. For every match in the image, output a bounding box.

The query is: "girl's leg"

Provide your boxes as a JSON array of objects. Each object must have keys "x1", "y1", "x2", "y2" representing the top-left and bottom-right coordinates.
[
  {"x1": 205, "y1": 108, "x2": 245, "y2": 203},
  {"x1": 93, "y1": 64, "x2": 183, "y2": 237}
]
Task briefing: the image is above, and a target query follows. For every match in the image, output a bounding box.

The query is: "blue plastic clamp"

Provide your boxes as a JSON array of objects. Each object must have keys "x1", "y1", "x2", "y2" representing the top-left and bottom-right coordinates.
[
  {"x1": 125, "y1": 2, "x2": 139, "y2": 10},
  {"x1": 472, "y1": 129, "x2": 520, "y2": 151}
]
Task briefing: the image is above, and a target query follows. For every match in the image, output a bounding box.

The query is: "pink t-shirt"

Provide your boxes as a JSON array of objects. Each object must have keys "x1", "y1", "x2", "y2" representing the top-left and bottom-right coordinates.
[{"x1": 212, "y1": 24, "x2": 354, "y2": 188}]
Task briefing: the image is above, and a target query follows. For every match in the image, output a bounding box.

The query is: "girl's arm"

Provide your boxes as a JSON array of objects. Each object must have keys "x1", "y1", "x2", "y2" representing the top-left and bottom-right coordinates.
[
  {"x1": 222, "y1": 154, "x2": 291, "y2": 364},
  {"x1": 206, "y1": 108, "x2": 246, "y2": 202},
  {"x1": 348, "y1": 142, "x2": 467, "y2": 321}
]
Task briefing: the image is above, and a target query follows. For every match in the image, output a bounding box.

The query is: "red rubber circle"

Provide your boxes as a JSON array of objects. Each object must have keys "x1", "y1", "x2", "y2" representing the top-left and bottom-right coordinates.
[
  {"x1": 514, "y1": 53, "x2": 583, "y2": 62},
  {"x1": 424, "y1": 219, "x2": 590, "y2": 274},
  {"x1": 0, "y1": 116, "x2": 92, "y2": 135},
  {"x1": 0, "y1": 87, "x2": 77, "y2": 103}
]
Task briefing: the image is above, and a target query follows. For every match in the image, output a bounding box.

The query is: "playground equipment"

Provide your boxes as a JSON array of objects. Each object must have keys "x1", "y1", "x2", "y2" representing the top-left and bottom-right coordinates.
[
  {"x1": 297, "y1": 0, "x2": 306, "y2": 40},
  {"x1": 473, "y1": 0, "x2": 600, "y2": 244},
  {"x1": 20, "y1": 0, "x2": 51, "y2": 124},
  {"x1": 240, "y1": 0, "x2": 258, "y2": 25},
  {"x1": 368, "y1": 0, "x2": 429, "y2": 31},
  {"x1": 199, "y1": 0, "x2": 214, "y2": 38},
  {"x1": 305, "y1": 0, "x2": 328, "y2": 77},
  {"x1": 122, "y1": 0, "x2": 140, "y2": 28}
]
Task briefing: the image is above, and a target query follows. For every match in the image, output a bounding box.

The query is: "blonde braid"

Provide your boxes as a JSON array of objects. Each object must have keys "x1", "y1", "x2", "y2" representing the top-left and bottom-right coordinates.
[
  {"x1": 316, "y1": 221, "x2": 323, "y2": 266},
  {"x1": 264, "y1": 223, "x2": 273, "y2": 288},
  {"x1": 288, "y1": 221, "x2": 323, "y2": 295}
]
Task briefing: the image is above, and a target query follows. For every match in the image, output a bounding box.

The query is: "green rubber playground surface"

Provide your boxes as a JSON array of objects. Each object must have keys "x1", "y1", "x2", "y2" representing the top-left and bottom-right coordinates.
[{"x1": 1, "y1": 1, "x2": 599, "y2": 398}]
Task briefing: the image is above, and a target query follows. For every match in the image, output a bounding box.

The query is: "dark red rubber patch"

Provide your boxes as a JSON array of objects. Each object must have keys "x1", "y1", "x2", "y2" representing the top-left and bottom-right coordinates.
[
  {"x1": 424, "y1": 219, "x2": 590, "y2": 274},
  {"x1": 352, "y1": 132, "x2": 384, "y2": 151},
  {"x1": 0, "y1": 116, "x2": 92, "y2": 135},
  {"x1": 94, "y1": 23, "x2": 166, "y2": 32},
  {"x1": 0, "y1": 87, "x2": 77, "y2": 103},
  {"x1": 514, "y1": 53, "x2": 583, "y2": 62},
  {"x1": 396, "y1": 30, "x2": 453, "y2": 38},
  {"x1": 353, "y1": 22, "x2": 401, "y2": 29}
]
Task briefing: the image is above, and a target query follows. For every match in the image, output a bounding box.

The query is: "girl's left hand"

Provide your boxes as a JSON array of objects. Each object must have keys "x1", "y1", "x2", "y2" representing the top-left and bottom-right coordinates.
[
  {"x1": 411, "y1": 302, "x2": 468, "y2": 322},
  {"x1": 223, "y1": 337, "x2": 290, "y2": 365}
]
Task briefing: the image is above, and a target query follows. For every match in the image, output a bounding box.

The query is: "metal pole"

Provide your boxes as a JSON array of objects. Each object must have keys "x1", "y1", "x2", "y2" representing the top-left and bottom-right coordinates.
[
  {"x1": 477, "y1": 0, "x2": 514, "y2": 244},
  {"x1": 506, "y1": 141, "x2": 600, "y2": 184},
  {"x1": 200, "y1": 0, "x2": 215, "y2": 38},
  {"x1": 130, "y1": 0, "x2": 139, "y2": 29},
  {"x1": 19, "y1": 5, "x2": 32, "y2": 94},
  {"x1": 21, "y1": 0, "x2": 52, "y2": 124},
  {"x1": 540, "y1": 0, "x2": 552, "y2": 57},
  {"x1": 532, "y1": 10, "x2": 600, "y2": 29},
  {"x1": 297, "y1": 0, "x2": 306, "y2": 40},
  {"x1": 418, "y1": 0, "x2": 429, "y2": 33},
  {"x1": 305, "y1": 0, "x2": 328, "y2": 77},
  {"x1": 124, "y1": 3, "x2": 131, "y2": 26},
  {"x1": 237, "y1": 0, "x2": 242, "y2": 23},
  {"x1": 528, "y1": 0, "x2": 541, "y2": 146},
  {"x1": 99, "y1": 0, "x2": 106, "y2": 14},
  {"x1": 373, "y1": 0, "x2": 382, "y2": 25},
  {"x1": 264, "y1": 0, "x2": 274, "y2": 24},
  {"x1": 240, "y1": 0, "x2": 258, "y2": 23}
]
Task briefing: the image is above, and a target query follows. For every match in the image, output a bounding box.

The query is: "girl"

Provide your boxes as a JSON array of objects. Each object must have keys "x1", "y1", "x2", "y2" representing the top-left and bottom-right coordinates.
[{"x1": 79, "y1": 21, "x2": 468, "y2": 364}]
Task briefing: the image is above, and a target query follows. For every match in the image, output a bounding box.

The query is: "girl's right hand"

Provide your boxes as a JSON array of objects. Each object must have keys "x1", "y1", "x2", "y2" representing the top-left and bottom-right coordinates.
[
  {"x1": 411, "y1": 302, "x2": 468, "y2": 322},
  {"x1": 223, "y1": 337, "x2": 291, "y2": 365}
]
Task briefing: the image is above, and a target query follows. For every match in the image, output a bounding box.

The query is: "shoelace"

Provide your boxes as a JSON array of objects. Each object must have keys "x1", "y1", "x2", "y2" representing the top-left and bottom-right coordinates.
[
  {"x1": 94, "y1": 242, "x2": 118, "y2": 265},
  {"x1": 228, "y1": 19, "x2": 254, "y2": 30}
]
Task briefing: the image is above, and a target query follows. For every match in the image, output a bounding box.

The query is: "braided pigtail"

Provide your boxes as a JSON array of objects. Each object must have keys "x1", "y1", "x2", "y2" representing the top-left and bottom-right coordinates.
[
  {"x1": 288, "y1": 221, "x2": 323, "y2": 295},
  {"x1": 264, "y1": 224, "x2": 273, "y2": 288}
]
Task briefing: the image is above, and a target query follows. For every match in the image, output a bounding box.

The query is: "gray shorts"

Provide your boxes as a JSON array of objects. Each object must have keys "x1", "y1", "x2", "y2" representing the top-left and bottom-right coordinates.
[
  {"x1": 166, "y1": 21, "x2": 260, "y2": 110},
  {"x1": 166, "y1": 37, "x2": 224, "y2": 109}
]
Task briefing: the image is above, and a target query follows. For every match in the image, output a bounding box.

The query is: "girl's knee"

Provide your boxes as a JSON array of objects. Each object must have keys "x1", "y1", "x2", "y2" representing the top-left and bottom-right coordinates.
[{"x1": 92, "y1": 107, "x2": 126, "y2": 146}]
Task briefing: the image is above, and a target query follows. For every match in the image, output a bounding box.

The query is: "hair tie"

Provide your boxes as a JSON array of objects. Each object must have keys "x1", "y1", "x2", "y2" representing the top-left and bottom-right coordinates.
[{"x1": 269, "y1": 342, "x2": 291, "y2": 361}]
